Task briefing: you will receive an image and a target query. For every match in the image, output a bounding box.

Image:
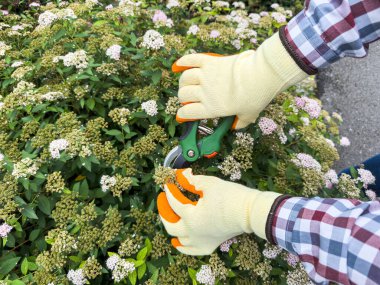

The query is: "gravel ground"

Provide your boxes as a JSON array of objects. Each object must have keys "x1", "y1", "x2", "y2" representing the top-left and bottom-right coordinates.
[{"x1": 317, "y1": 41, "x2": 380, "y2": 171}]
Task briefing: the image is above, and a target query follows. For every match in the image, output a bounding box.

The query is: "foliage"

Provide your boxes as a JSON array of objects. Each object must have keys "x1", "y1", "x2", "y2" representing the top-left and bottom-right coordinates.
[{"x1": 0, "y1": 1, "x2": 371, "y2": 285}]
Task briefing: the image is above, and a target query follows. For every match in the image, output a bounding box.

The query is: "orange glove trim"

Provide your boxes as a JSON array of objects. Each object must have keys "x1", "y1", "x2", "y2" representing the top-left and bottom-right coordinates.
[
  {"x1": 172, "y1": 52, "x2": 225, "y2": 73},
  {"x1": 166, "y1": 183, "x2": 197, "y2": 206},
  {"x1": 176, "y1": 169, "x2": 204, "y2": 198},
  {"x1": 157, "y1": 192, "x2": 180, "y2": 223},
  {"x1": 171, "y1": 237, "x2": 183, "y2": 248}
]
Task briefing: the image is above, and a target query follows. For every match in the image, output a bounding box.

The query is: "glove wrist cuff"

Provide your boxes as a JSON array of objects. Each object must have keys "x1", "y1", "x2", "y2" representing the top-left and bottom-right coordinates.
[
  {"x1": 262, "y1": 31, "x2": 308, "y2": 89},
  {"x1": 247, "y1": 191, "x2": 282, "y2": 240}
]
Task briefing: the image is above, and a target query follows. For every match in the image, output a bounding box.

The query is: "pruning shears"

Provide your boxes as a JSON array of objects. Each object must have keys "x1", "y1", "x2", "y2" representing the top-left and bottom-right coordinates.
[{"x1": 163, "y1": 54, "x2": 236, "y2": 169}]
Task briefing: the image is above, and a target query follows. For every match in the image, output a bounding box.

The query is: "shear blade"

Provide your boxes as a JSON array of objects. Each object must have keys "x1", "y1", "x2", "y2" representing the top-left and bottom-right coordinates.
[{"x1": 163, "y1": 146, "x2": 191, "y2": 169}]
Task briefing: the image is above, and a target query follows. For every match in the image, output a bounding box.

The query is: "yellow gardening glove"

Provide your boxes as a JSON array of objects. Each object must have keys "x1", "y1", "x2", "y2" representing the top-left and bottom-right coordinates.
[
  {"x1": 174, "y1": 32, "x2": 308, "y2": 129},
  {"x1": 156, "y1": 168, "x2": 282, "y2": 255}
]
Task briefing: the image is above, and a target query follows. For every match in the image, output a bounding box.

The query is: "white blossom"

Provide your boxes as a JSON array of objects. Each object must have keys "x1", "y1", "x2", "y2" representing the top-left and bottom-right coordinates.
[
  {"x1": 55, "y1": 50, "x2": 88, "y2": 69},
  {"x1": 67, "y1": 269, "x2": 87, "y2": 285},
  {"x1": 106, "y1": 45, "x2": 122, "y2": 60},
  {"x1": 0, "y1": 223, "x2": 12, "y2": 238},
  {"x1": 141, "y1": 30, "x2": 165, "y2": 50},
  {"x1": 187, "y1": 25, "x2": 200, "y2": 35},
  {"x1": 0, "y1": 41, "x2": 11, "y2": 56},
  {"x1": 106, "y1": 255, "x2": 120, "y2": 270},
  {"x1": 291, "y1": 153, "x2": 322, "y2": 172},
  {"x1": 49, "y1": 139, "x2": 69, "y2": 159},
  {"x1": 166, "y1": 0, "x2": 180, "y2": 9},
  {"x1": 141, "y1": 100, "x2": 158, "y2": 116},
  {"x1": 340, "y1": 136, "x2": 350, "y2": 147},
  {"x1": 38, "y1": 11, "x2": 58, "y2": 27},
  {"x1": 11, "y1": 61, "x2": 24, "y2": 68},
  {"x1": 357, "y1": 168, "x2": 376, "y2": 188},
  {"x1": 196, "y1": 265, "x2": 215, "y2": 285},
  {"x1": 100, "y1": 175, "x2": 117, "y2": 192}
]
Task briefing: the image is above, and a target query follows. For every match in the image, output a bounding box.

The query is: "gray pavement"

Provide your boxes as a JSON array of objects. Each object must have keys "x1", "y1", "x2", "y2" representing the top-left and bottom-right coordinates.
[{"x1": 318, "y1": 41, "x2": 380, "y2": 171}]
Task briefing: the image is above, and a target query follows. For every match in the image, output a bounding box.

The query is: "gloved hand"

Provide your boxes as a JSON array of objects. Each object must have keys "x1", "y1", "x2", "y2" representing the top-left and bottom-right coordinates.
[
  {"x1": 157, "y1": 168, "x2": 282, "y2": 255},
  {"x1": 174, "y1": 32, "x2": 308, "y2": 129}
]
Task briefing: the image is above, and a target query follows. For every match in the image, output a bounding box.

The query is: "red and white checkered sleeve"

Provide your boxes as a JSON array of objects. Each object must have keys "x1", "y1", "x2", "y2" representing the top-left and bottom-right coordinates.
[
  {"x1": 271, "y1": 196, "x2": 380, "y2": 284},
  {"x1": 279, "y1": 0, "x2": 380, "y2": 73}
]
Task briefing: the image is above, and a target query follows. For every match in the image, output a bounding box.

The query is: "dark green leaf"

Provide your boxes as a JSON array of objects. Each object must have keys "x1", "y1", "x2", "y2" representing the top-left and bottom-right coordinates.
[
  {"x1": 38, "y1": 195, "x2": 51, "y2": 215},
  {"x1": 29, "y1": 229, "x2": 41, "y2": 242},
  {"x1": 21, "y1": 206, "x2": 38, "y2": 219},
  {"x1": 21, "y1": 258, "x2": 28, "y2": 275},
  {"x1": 0, "y1": 257, "x2": 21, "y2": 275}
]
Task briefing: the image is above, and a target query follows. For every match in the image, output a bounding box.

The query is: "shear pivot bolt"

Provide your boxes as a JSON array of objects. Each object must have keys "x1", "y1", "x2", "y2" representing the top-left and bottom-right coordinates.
[{"x1": 187, "y1": 150, "x2": 195, "y2": 158}]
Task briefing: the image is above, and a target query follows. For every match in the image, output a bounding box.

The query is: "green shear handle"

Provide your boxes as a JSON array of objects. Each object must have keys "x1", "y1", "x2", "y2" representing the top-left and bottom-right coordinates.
[{"x1": 179, "y1": 116, "x2": 235, "y2": 162}]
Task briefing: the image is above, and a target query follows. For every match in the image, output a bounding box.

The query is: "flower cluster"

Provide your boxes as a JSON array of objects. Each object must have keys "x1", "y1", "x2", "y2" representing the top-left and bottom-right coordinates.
[
  {"x1": 54, "y1": 50, "x2": 88, "y2": 70},
  {"x1": 258, "y1": 117, "x2": 277, "y2": 135},
  {"x1": 291, "y1": 153, "x2": 322, "y2": 172},
  {"x1": 0, "y1": 223, "x2": 12, "y2": 238},
  {"x1": 141, "y1": 30, "x2": 165, "y2": 50},
  {"x1": 106, "y1": 255, "x2": 135, "y2": 282},
  {"x1": 106, "y1": 45, "x2": 122, "y2": 60},
  {"x1": 49, "y1": 139, "x2": 69, "y2": 159},
  {"x1": 196, "y1": 265, "x2": 215, "y2": 285}
]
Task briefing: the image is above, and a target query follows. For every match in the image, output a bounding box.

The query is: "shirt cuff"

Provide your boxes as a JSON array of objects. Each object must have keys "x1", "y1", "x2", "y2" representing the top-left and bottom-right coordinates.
[
  {"x1": 281, "y1": 10, "x2": 340, "y2": 71},
  {"x1": 271, "y1": 196, "x2": 308, "y2": 254}
]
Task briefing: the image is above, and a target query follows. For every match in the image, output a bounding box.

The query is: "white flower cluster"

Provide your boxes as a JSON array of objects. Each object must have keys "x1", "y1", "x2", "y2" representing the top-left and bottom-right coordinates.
[
  {"x1": 56, "y1": 8, "x2": 77, "y2": 20},
  {"x1": 54, "y1": 50, "x2": 88, "y2": 70},
  {"x1": 213, "y1": 1, "x2": 230, "y2": 8},
  {"x1": 141, "y1": 100, "x2": 158, "y2": 116},
  {"x1": 0, "y1": 152, "x2": 4, "y2": 161},
  {"x1": 291, "y1": 153, "x2": 322, "y2": 172},
  {"x1": 0, "y1": 223, "x2": 12, "y2": 238},
  {"x1": 11, "y1": 61, "x2": 24, "y2": 68},
  {"x1": 106, "y1": 255, "x2": 135, "y2": 282},
  {"x1": 29, "y1": 2, "x2": 41, "y2": 7},
  {"x1": 0, "y1": 41, "x2": 11, "y2": 57},
  {"x1": 152, "y1": 10, "x2": 173, "y2": 28},
  {"x1": 271, "y1": 12, "x2": 286, "y2": 23},
  {"x1": 262, "y1": 243, "x2": 282, "y2": 259},
  {"x1": 258, "y1": 117, "x2": 277, "y2": 135},
  {"x1": 365, "y1": 189, "x2": 377, "y2": 201},
  {"x1": 141, "y1": 30, "x2": 165, "y2": 50},
  {"x1": 324, "y1": 169, "x2": 338, "y2": 189},
  {"x1": 187, "y1": 24, "x2": 200, "y2": 35},
  {"x1": 166, "y1": 0, "x2": 180, "y2": 9},
  {"x1": 196, "y1": 265, "x2": 215, "y2": 285},
  {"x1": 340, "y1": 136, "x2": 350, "y2": 147},
  {"x1": 12, "y1": 158, "x2": 39, "y2": 179},
  {"x1": 277, "y1": 129, "x2": 288, "y2": 144},
  {"x1": 100, "y1": 175, "x2": 117, "y2": 192},
  {"x1": 218, "y1": 155, "x2": 241, "y2": 181},
  {"x1": 357, "y1": 168, "x2": 376, "y2": 189},
  {"x1": 249, "y1": 13, "x2": 261, "y2": 24},
  {"x1": 40, "y1": 91, "x2": 65, "y2": 102},
  {"x1": 232, "y1": 1, "x2": 245, "y2": 9},
  {"x1": 324, "y1": 138, "x2": 335, "y2": 148},
  {"x1": 67, "y1": 269, "x2": 87, "y2": 285},
  {"x1": 219, "y1": 237, "x2": 237, "y2": 252},
  {"x1": 85, "y1": 0, "x2": 100, "y2": 8},
  {"x1": 38, "y1": 11, "x2": 58, "y2": 27},
  {"x1": 49, "y1": 139, "x2": 69, "y2": 159},
  {"x1": 234, "y1": 132, "x2": 254, "y2": 148},
  {"x1": 106, "y1": 45, "x2": 122, "y2": 60}
]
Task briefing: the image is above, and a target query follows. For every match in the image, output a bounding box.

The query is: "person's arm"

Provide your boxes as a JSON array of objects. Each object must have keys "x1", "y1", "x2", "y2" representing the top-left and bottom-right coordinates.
[
  {"x1": 281, "y1": 0, "x2": 380, "y2": 73},
  {"x1": 268, "y1": 196, "x2": 380, "y2": 284}
]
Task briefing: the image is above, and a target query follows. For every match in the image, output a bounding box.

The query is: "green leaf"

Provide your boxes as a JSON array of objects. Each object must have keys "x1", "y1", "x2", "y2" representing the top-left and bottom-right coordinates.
[
  {"x1": 137, "y1": 247, "x2": 148, "y2": 261},
  {"x1": 106, "y1": 129, "x2": 123, "y2": 136},
  {"x1": 29, "y1": 229, "x2": 41, "y2": 242},
  {"x1": 21, "y1": 206, "x2": 38, "y2": 219},
  {"x1": 28, "y1": 262, "x2": 37, "y2": 271},
  {"x1": 21, "y1": 258, "x2": 28, "y2": 275},
  {"x1": 0, "y1": 257, "x2": 21, "y2": 275},
  {"x1": 134, "y1": 260, "x2": 145, "y2": 267},
  {"x1": 137, "y1": 263, "x2": 146, "y2": 279},
  {"x1": 86, "y1": 98, "x2": 96, "y2": 110},
  {"x1": 151, "y1": 70, "x2": 162, "y2": 85},
  {"x1": 128, "y1": 270, "x2": 137, "y2": 285},
  {"x1": 38, "y1": 195, "x2": 51, "y2": 215},
  {"x1": 188, "y1": 268, "x2": 197, "y2": 280},
  {"x1": 11, "y1": 281, "x2": 25, "y2": 285}
]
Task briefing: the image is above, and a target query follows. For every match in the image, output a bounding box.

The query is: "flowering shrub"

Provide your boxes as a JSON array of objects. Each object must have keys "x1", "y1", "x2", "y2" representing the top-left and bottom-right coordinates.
[{"x1": 0, "y1": 1, "x2": 376, "y2": 285}]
